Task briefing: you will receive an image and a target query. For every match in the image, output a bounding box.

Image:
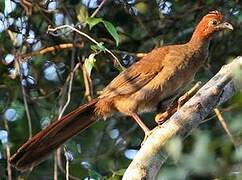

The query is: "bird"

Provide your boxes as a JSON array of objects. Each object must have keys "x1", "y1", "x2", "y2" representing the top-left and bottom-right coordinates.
[{"x1": 10, "y1": 10, "x2": 233, "y2": 171}]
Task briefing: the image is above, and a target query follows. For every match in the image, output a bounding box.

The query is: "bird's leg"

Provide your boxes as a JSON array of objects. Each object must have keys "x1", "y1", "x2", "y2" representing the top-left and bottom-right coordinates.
[
  {"x1": 130, "y1": 113, "x2": 152, "y2": 145},
  {"x1": 177, "y1": 82, "x2": 201, "y2": 108},
  {"x1": 155, "y1": 82, "x2": 201, "y2": 124}
]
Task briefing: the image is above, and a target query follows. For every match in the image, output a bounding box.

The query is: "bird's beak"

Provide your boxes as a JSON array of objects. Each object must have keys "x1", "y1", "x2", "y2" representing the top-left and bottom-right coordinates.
[{"x1": 218, "y1": 22, "x2": 234, "y2": 30}]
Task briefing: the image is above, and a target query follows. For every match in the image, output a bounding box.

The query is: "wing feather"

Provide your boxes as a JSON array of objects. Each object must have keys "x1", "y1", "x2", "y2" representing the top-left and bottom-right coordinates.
[{"x1": 100, "y1": 47, "x2": 168, "y2": 98}]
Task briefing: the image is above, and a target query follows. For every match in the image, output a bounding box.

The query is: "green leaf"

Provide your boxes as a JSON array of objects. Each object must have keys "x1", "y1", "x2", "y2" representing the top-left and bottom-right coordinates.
[
  {"x1": 103, "y1": 20, "x2": 119, "y2": 46},
  {"x1": 91, "y1": 42, "x2": 106, "y2": 52},
  {"x1": 86, "y1": 17, "x2": 104, "y2": 30},
  {"x1": 84, "y1": 53, "x2": 96, "y2": 76},
  {"x1": 86, "y1": 18, "x2": 120, "y2": 46}
]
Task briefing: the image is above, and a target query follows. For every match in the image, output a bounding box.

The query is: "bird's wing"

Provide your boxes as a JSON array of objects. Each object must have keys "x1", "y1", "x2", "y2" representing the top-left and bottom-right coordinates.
[{"x1": 100, "y1": 47, "x2": 168, "y2": 98}]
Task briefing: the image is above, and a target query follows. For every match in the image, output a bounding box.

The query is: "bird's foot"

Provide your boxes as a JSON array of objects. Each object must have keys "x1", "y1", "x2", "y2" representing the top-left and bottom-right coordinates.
[{"x1": 155, "y1": 111, "x2": 169, "y2": 124}]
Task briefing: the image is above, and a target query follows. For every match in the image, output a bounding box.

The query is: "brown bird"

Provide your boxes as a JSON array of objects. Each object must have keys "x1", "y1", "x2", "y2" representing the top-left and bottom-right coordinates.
[{"x1": 10, "y1": 10, "x2": 233, "y2": 171}]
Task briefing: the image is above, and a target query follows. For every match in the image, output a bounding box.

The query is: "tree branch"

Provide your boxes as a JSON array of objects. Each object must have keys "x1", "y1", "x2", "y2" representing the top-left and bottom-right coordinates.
[{"x1": 123, "y1": 56, "x2": 242, "y2": 180}]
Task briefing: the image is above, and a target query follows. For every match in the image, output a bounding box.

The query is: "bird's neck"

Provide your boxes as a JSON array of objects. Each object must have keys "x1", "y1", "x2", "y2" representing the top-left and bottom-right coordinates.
[
  {"x1": 188, "y1": 23, "x2": 213, "y2": 49},
  {"x1": 188, "y1": 32, "x2": 211, "y2": 51}
]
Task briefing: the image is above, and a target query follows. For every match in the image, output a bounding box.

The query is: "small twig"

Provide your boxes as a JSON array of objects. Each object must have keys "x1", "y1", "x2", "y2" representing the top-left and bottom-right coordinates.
[
  {"x1": 54, "y1": 153, "x2": 58, "y2": 180},
  {"x1": 202, "y1": 104, "x2": 238, "y2": 124},
  {"x1": 90, "y1": 0, "x2": 108, "y2": 18},
  {"x1": 56, "y1": 149, "x2": 81, "y2": 180},
  {"x1": 19, "y1": 43, "x2": 84, "y2": 60},
  {"x1": 7, "y1": 30, "x2": 15, "y2": 43},
  {"x1": 54, "y1": 50, "x2": 80, "y2": 180},
  {"x1": 201, "y1": 113, "x2": 217, "y2": 123},
  {"x1": 54, "y1": 49, "x2": 76, "y2": 178},
  {"x1": 35, "y1": 3, "x2": 54, "y2": 25},
  {"x1": 58, "y1": 63, "x2": 80, "y2": 119},
  {"x1": 20, "y1": 0, "x2": 33, "y2": 15},
  {"x1": 4, "y1": 120, "x2": 12, "y2": 180},
  {"x1": 55, "y1": 47, "x2": 80, "y2": 179},
  {"x1": 35, "y1": 43, "x2": 78, "y2": 56},
  {"x1": 214, "y1": 108, "x2": 236, "y2": 147},
  {"x1": 54, "y1": 55, "x2": 77, "y2": 179},
  {"x1": 63, "y1": 147, "x2": 70, "y2": 180},
  {"x1": 30, "y1": 88, "x2": 60, "y2": 100},
  {"x1": 66, "y1": 156, "x2": 69, "y2": 180},
  {"x1": 113, "y1": 50, "x2": 147, "y2": 58},
  {"x1": 5, "y1": 143, "x2": 12, "y2": 180},
  {"x1": 16, "y1": 58, "x2": 32, "y2": 138},
  {"x1": 47, "y1": 25, "x2": 125, "y2": 70}
]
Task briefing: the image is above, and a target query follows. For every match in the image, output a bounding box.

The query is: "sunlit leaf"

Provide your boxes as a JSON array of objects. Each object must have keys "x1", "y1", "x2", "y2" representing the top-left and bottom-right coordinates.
[
  {"x1": 91, "y1": 42, "x2": 106, "y2": 52},
  {"x1": 84, "y1": 53, "x2": 96, "y2": 76},
  {"x1": 86, "y1": 18, "x2": 119, "y2": 46},
  {"x1": 86, "y1": 17, "x2": 103, "y2": 30}
]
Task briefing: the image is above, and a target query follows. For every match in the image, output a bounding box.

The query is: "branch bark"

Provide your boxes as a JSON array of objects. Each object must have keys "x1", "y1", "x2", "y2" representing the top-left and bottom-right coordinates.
[{"x1": 122, "y1": 56, "x2": 242, "y2": 180}]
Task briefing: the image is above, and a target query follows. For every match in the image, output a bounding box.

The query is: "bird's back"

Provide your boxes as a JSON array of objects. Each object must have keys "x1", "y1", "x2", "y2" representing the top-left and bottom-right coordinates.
[{"x1": 96, "y1": 42, "x2": 208, "y2": 116}]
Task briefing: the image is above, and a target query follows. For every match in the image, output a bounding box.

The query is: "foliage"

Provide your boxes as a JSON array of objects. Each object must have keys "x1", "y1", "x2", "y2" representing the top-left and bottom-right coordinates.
[
  {"x1": 0, "y1": 0, "x2": 242, "y2": 179},
  {"x1": 86, "y1": 17, "x2": 119, "y2": 46}
]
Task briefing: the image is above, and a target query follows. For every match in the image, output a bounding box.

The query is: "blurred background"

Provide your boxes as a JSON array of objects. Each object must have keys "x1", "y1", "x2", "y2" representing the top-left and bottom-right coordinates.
[{"x1": 0, "y1": 0, "x2": 242, "y2": 179}]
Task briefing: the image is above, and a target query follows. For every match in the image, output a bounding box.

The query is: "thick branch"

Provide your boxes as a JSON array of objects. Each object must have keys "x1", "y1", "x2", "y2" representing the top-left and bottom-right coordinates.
[{"x1": 123, "y1": 57, "x2": 242, "y2": 180}]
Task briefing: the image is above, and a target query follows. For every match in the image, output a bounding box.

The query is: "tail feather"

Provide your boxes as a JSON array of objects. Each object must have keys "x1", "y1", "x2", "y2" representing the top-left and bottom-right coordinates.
[{"x1": 10, "y1": 99, "x2": 98, "y2": 171}]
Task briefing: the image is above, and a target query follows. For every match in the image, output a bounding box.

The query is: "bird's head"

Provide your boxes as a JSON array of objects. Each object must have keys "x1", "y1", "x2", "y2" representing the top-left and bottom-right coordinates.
[{"x1": 191, "y1": 10, "x2": 233, "y2": 42}]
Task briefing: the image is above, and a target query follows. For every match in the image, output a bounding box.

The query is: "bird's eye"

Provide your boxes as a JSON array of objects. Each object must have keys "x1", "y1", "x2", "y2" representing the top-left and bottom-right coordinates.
[{"x1": 211, "y1": 20, "x2": 218, "y2": 26}]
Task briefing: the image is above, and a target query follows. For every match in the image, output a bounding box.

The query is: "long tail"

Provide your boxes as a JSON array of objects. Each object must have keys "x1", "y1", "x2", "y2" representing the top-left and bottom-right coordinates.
[{"x1": 10, "y1": 99, "x2": 98, "y2": 171}]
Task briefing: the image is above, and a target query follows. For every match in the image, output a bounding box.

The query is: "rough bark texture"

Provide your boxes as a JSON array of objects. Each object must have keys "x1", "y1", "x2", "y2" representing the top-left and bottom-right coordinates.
[{"x1": 122, "y1": 57, "x2": 242, "y2": 180}]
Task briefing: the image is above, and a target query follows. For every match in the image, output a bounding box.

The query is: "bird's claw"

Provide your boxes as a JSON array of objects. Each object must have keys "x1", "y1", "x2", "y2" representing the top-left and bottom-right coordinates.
[{"x1": 155, "y1": 111, "x2": 169, "y2": 124}]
